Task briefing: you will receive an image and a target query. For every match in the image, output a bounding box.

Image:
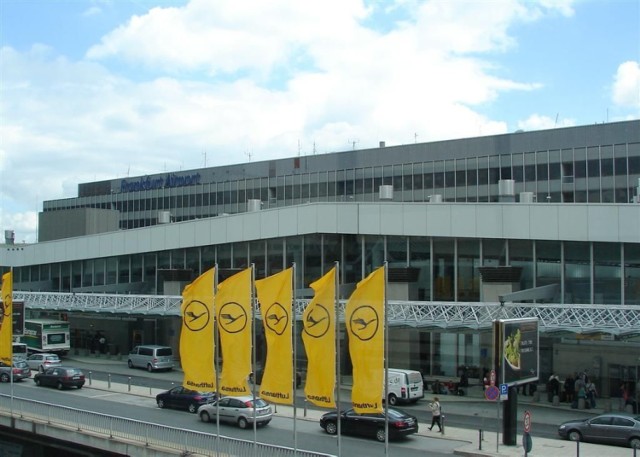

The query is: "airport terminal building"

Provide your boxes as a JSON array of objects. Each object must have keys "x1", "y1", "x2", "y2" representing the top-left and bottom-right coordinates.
[{"x1": 2, "y1": 120, "x2": 639, "y2": 398}]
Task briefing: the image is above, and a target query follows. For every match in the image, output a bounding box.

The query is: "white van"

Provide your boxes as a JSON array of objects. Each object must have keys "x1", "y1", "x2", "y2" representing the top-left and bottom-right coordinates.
[{"x1": 385, "y1": 368, "x2": 424, "y2": 405}]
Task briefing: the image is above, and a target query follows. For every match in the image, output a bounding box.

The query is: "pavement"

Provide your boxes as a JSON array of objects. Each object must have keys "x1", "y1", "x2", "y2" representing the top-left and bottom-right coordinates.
[{"x1": 67, "y1": 355, "x2": 636, "y2": 457}]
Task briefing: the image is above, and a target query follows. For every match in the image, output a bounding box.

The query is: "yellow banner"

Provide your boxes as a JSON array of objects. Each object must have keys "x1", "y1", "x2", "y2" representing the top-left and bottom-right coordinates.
[
  {"x1": 217, "y1": 268, "x2": 252, "y2": 396},
  {"x1": 255, "y1": 268, "x2": 293, "y2": 405},
  {"x1": 180, "y1": 267, "x2": 216, "y2": 392},
  {"x1": 345, "y1": 266, "x2": 385, "y2": 413},
  {"x1": 1, "y1": 271, "x2": 13, "y2": 364},
  {"x1": 302, "y1": 267, "x2": 336, "y2": 408}
]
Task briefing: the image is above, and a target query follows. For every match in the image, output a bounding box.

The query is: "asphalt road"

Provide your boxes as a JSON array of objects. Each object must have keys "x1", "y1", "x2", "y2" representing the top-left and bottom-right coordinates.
[
  {"x1": 2, "y1": 379, "x2": 464, "y2": 457},
  {"x1": 72, "y1": 360, "x2": 565, "y2": 440}
]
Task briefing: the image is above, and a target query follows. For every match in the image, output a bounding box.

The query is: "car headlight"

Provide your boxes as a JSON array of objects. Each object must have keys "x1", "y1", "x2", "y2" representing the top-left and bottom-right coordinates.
[{"x1": 559, "y1": 425, "x2": 566, "y2": 430}]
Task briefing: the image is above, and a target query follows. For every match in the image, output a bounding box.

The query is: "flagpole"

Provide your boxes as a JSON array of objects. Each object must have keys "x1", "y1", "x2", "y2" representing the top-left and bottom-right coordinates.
[
  {"x1": 213, "y1": 265, "x2": 220, "y2": 456},
  {"x1": 335, "y1": 261, "x2": 342, "y2": 457},
  {"x1": 251, "y1": 264, "x2": 257, "y2": 456},
  {"x1": 292, "y1": 263, "x2": 298, "y2": 455},
  {"x1": 384, "y1": 262, "x2": 389, "y2": 456}
]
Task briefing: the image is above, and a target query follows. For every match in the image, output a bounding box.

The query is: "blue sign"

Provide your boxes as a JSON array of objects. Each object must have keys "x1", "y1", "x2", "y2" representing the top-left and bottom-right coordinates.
[
  {"x1": 485, "y1": 385, "x2": 500, "y2": 401},
  {"x1": 500, "y1": 383, "x2": 508, "y2": 395}
]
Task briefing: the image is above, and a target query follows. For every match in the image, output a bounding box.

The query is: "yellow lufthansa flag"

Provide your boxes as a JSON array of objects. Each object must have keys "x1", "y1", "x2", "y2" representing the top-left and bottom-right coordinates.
[
  {"x1": 0, "y1": 271, "x2": 13, "y2": 365},
  {"x1": 217, "y1": 268, "x2": 252, "y2": 396},
  {"x1": 345, "y1": 266, "x2": 385, "y2": 414},
  {"x1": 180, "y1": 267, "x2": 216, "y2": 392},
  {"x1": 302, "y1": 267, "x2": 336, "y2": 408},
  {"x1": 255, "y1": 268, "x2": 293, "y2": 405}
]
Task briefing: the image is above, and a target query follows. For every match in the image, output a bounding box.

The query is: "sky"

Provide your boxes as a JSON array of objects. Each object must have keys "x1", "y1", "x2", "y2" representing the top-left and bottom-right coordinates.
[{"x1": 1, "y1": 0, "x2": 639, "y2": 244}]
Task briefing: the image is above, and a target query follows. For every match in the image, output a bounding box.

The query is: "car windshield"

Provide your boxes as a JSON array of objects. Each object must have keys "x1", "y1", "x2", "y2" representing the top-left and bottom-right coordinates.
[
  {"x1": 156, "y1": 348, "x2": 172, "y2": 356},
  {"x1": 14, "y1": 361, "x2": 28, "y2": 368},
  {"x1": 46, "y1": 356, "x2": 60, "y2": 361},
  {"x1": 64, "y1": 369, "x2": 82, "y2": 375}
]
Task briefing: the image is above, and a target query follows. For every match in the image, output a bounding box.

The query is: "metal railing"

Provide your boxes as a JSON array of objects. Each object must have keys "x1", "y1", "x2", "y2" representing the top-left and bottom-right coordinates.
[
  {"x1": 15, "y1": 290, "x2": 640, "y2": 336},
  {"x1": 0, "y1": 394, "x2": 334, "y2": 457}
]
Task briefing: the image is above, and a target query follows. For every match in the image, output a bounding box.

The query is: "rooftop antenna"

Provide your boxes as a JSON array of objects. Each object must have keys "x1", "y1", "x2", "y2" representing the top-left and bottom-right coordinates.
[
  {"x1": 313, "y1": 141, "x2": 317, "y2": 155},
  {"x1": 350, "y1": 139, "x2": 359, "y2": 150},
  {"x1": 245, "y1": 150, "x2": 253, "y2": 162},
  {"x1": 202, "y1": 151, "x2": 207, "y2": 167},
  {"x1": 298, "y1": 139, "x2": 301, "y2": 157},
  {"x1": 414, "y1": 133, "x2": 418, "y2": 143},
  {"x1": 554, "y1": 113, "x2": 559, "y2": 127}
]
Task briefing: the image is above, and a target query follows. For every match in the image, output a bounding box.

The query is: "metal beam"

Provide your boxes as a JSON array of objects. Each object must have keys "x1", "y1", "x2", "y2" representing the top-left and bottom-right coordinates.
[{"x1": 14, "y1": 291, "x2": 640, "y2": 336}]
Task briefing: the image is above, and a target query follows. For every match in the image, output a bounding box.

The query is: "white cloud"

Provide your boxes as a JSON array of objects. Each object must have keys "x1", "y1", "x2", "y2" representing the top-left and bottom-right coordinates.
[
  {"x1": 612, "y1": 61, "x2": 640, "y2": 109},
  {"x1": 517, "y1": 114, "x2": 576, "y2": 131},
  {"x1": 1, "y1": 0, "x2": 586, "y2": 243}
]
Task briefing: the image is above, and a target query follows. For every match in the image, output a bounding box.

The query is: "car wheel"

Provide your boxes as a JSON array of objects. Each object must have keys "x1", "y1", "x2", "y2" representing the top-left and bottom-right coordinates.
[
  {"x1": 388, "y1": 393, "x2": 398, "y2": 406},
  {"x1": 147, "y1": 364, "x2": 153, "y2": 373},
  {"x1": 127, "y1": 360, "x2": 134, "y2": 369},
  {"x1": 630, "y1": 437, "x2": 640, "y2": 449},
  {"x1": 568, "y1": 430, "x2": 582, "y2": 442},
  {"x1": 35, "y1": 378, "x2": 41, "y2": 386},
  {"x1": 200, "y1": 411, "x2": 211, "y2": 423},
  {"x1": 237, "y1": 417, "x2": 248, "y2": 429},
  {"x1": 324, "y1": 421, "x2": 337, "y2": 435},
  {"x1": 376, "y1": 428, "x2": 386, "y2": 442},
  {"x1": 56, "y1": 381, "x2": 64, "y2": 390},
  {"x1": 0, "y1": 373, "x2": 9, "y2": 383},
  {"x1": 157, "y1": 399, "x2": 165, "y2": 409},
  {"x1": 188, "y1": 403, "x2": 198, "y2": 414}
]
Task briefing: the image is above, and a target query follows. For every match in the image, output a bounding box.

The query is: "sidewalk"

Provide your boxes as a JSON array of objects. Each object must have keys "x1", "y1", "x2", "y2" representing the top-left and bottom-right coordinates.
[{"x1": 78, "y1": 373, "x2": 633, "y2": 457}]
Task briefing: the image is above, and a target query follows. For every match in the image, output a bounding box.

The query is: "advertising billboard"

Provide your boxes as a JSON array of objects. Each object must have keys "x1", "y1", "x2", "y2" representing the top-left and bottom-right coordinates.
[{"x1": 495, "y1": 318, "x2": 539, "y2": 386}]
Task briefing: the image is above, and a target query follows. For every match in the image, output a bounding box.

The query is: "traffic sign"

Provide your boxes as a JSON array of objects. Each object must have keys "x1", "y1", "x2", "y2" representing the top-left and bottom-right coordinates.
[
  {"x1": 500, "y1": 383, "x2": 508, "y2": 395},
  {"x1": 524, "y1": 410, "x2": 532, "y2": 433},
  {"x1": 485, "y1": 385, "x2": 499, "y2": 401}
]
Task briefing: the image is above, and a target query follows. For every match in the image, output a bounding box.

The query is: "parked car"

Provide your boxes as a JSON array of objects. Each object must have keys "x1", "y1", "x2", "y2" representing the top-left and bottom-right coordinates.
[
  {"x1": 155, "y1": 386, "x2": 216, "y2": 413},
  {"x1": 34, "y1": 367, "x2": 85, "y2": 389},
  {"x1": 558, "y1": 413, "x2": 640, "y2": 449},
  {"x1": 128, "y1": 345, "x2": 174, "y2": 372},
  {"x1": 0, "y1": 360, "x2": 31, "y2": 382},
  {"x1": 26, "y1": 353, "x2": 62, "y2": 372},
  {"x1": 198, "y1": 395, "x2": 272, "y2": 429},
  {"x1": 320, "y1": 407, "x2": 419, "y2": 442}
]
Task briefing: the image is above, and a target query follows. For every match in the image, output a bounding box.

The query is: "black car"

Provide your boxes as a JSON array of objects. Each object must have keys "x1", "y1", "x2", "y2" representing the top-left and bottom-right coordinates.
[
  {"x1": 558, "y1": 413, "x2": 640, "y2": 449},
  {"x1": 34, "y1": 367, "x2": 85, "y2": 390},
  {"x1": 320, "y1": 407, "x2": 419, "y2": 442},
  {"x1": 156, "y1": 386, "x2": 217, "y2": 413}
]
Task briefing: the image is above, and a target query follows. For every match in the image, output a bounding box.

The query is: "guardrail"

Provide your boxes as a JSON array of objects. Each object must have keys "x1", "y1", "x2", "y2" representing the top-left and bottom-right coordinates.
[{"x1": 0, "y1": 394, "x2": 335, "y2": 457}]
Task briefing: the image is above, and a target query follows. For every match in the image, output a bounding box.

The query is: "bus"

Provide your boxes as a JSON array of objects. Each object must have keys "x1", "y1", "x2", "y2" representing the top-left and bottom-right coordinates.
[{"x1": 23, "y1": 319, "x2": 70, "y2": 355}]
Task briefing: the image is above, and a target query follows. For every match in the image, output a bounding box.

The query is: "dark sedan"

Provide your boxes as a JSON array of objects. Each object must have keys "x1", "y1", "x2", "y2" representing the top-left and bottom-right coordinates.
[
  {"x1": 34, "y1": 367, "x2": 85, "y2": 390},
  {"x1": 320, "y1": 407, "x2": 418, "y2": 442},
  {"x1": 558, "y1": 413, "x2": 640, "y2": 449},
  {"x1": 156, "y1": 386, "x2": 217, "y2": 413}
]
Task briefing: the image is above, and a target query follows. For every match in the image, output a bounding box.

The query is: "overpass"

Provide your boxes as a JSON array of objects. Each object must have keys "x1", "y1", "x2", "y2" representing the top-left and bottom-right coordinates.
[{"x1": 14, "y1": 291, "x2": 640, "y2": 336}]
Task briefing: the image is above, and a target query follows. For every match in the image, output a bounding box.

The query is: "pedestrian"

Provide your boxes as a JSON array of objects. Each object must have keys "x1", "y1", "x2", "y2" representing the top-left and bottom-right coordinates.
[
  {"x1": 586, "y1": 380, "x2": 597, "y2": 408},
  {"x1": 429, "y1": 397, "x2": 443, "y2": 432},
  {"x1": 564, "y1": 374, "x2": 575, "y2": 404}
]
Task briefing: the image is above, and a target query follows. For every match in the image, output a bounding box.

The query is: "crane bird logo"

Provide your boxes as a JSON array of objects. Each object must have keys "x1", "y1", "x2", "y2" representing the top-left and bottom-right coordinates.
[
  {"x1": 303, "y1": 303, "x2": 331, "y2": 339},
  {"x1": 182, "y1": 300, "x2": 210, "y2": 332},
  {"x1": 265, "y1": 302, "x2": 289, "y2": 336},
  {"x1": 218, "y1": 302, "x2": 248, "y2": 334},
  {"x1": 348, "y1": 305, "x2": 379, "y2": 342}
]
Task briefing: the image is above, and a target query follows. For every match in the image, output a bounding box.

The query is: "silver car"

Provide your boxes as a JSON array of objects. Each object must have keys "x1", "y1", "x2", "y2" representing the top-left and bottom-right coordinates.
[
  {"x1": 26, "y1": 353, "x2": 62, "y2": 372},
  {"x1": 198, "y1": 396, "x2": 272, "y2": 429},
  {"x1": 558, "y1": 413, "x2": 640, "y2": 449}
]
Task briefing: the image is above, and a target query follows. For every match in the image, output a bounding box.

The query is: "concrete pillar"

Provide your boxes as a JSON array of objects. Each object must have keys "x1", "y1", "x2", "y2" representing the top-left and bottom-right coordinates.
[{"x1": 552, "y1": 395, "x2": 560, "y2": 406}]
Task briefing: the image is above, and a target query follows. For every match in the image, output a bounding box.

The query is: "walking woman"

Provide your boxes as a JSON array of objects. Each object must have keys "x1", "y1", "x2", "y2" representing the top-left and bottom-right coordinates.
[{"x1": 429, "y1": 397, "x2": 443, "y2": 432}]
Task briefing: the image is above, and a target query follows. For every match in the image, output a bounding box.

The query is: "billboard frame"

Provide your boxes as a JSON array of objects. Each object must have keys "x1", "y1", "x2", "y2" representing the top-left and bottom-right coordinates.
[{"x1": 493, "y1": 317, "x2": 539, "y2": 387}]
